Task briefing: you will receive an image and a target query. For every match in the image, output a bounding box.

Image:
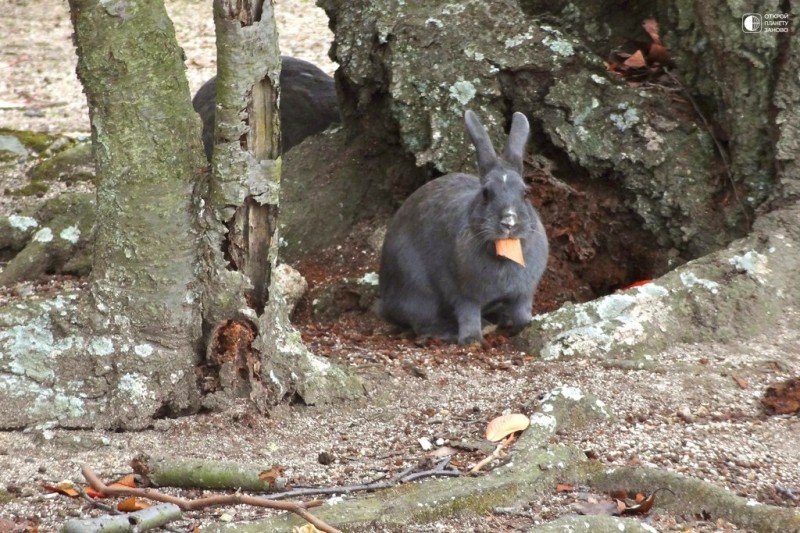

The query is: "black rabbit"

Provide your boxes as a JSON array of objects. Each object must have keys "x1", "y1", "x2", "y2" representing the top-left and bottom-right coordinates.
[
  {"x1": 378, "y1": 110, "x2": 548, "y2": 344},
  {"x1": 192, "y1": 56, "x2": 340, "y2": 160}
]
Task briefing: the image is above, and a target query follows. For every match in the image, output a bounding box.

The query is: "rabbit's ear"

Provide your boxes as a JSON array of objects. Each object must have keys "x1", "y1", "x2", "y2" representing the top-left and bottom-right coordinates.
[
  {"x1": 465, "y1": 110, "x2": 498, "y2": 177},
  {"x1": 503, "y1": 112, "x2": 530, "y2": 174}
]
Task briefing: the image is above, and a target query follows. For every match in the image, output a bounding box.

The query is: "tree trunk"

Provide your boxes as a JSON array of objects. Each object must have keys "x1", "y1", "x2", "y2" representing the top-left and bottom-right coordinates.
[{"x1": 0, "y1": 0, "x2": 361, "y2": 430}]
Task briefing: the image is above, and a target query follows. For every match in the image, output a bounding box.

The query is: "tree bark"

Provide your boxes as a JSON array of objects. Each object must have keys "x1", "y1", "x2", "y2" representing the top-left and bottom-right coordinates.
[{"x1": 0, "y1": 0, "x2": 361, "y2": 430}]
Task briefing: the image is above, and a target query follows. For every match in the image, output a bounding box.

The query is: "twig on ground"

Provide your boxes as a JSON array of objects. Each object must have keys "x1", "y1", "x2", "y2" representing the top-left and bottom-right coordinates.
[
  {"x1": 80, "y1": 464, "x2": 342, "y2": 533},
  {"x1": 270, "y1": 458, "x2": 460, "y2": 500},
  {"x1": 468, "y1": 437, "x2": 512, "y2": 474}
]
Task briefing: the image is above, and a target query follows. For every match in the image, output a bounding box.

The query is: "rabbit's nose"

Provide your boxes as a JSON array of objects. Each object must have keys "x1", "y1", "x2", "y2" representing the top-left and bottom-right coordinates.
[{"x1": 501, "y1": 211, "x2": 518, "y2": 231}]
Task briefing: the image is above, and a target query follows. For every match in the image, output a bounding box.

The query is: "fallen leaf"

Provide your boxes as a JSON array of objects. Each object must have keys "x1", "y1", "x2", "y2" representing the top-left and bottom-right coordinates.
[
  {"x1": 293, "y1": 524, "x2": 322, "y2": 533},
  {"x1": 642, "y1": 18, "x2": 662, "y2": 44},
  {"x1": 556, "y1": 483, "x2": 576, "y2": 493},
  {"x1": 84, "y1": 487, "x2": 105, "y2": 498},
  {"x1": 620, "y1": 279, "x2": 652, "y2": 291},
  {"x1": 43, "y1": 481, "x2": 78, "y2": 498},
  {"x1": 485, "y1": 413, "x2": 530, "y2": 442},
  {"x1": 495, "y1": 238, "x2": 525, "y2": 267},
  {"x1": 623, "y1": 50, "x2": 647, "y2": 69},
  {"x1": 106, "y1": 473, "x2": 139, "y2": 492},
  {"x1": 623, "y1": 491, "x2": 657, "y2": 515},
  {"x1": 647, "y1": 43, "x2": 671, "y2": 64},
  {"x1": 117, "y1": 497, "x2": 151, "y2": 512},
  {"x1": 259, "y1": 465, "x2": 286, "y2": 487},
  {"x1": 762, "y1": 377, "x2": 800, "y2": 415},
  {"x1": 733, "y1": 375, "x2": 749, "y2": 389}
]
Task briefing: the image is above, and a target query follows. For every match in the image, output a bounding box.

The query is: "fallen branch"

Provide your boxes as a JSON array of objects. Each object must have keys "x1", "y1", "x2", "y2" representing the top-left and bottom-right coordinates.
[
  {"x1": 80, "y1": 464, "x2": 342, "y2": 533},
  {"x1": 133, "y1": 454, "x2": 288, "y2": 492},
  {"x1": 61, "y1": 503, "x2": 182, "y2": 533}
]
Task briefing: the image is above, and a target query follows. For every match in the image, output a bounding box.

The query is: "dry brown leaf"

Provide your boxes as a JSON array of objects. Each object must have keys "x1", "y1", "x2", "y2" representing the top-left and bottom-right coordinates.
[
  {"x1": 117, "y1": 496, "x2": 151, "y2": 512},
  {"x1": 647, "y1": 43, "x2": 671, "y2": 64},
  {"x1": 259, "y1": 465, "x2": 286, "y2": 487},
  {"x1": 293, "y1": 525, "x2": 322, "y2": 533},
  {"x1": 623, "y1": 492, "x2": 657, "y2": 515},
  {"x1": 495, "y1": 238, "x2": 525, "y2": 267},
  {"x1": 43, "y1": 481, "x2": 78, "y2": 498},
  {"x1": 762, "y1": 377, "x2": 800, "y2": 415},
  {"x1": 623, "y1": 50, "x2": 647, "y2": 69},
  {"x1": 642, "y1": 18, "x2": 662, "y2": 44},
  {"x1": 733, "y1": 375, "x2": 749, "y2": 389},
  {"x1": 485, "y1": 413, "x2": 530, "y2": 441},
  {"x1": 556, "y1": 483, "x2": 576, "y2": 493},
  {"x1": 106, "y1": 473, "x2": 138, "y2": 492}
]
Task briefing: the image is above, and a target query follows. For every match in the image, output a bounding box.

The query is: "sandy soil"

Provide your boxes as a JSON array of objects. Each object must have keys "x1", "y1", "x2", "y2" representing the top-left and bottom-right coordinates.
[{"x1": 0, "y1": 1, "x2": 799, "y2": 532}]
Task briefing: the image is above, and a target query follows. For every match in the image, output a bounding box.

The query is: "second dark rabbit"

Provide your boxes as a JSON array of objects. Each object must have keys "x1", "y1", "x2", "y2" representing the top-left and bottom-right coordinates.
[
  {"x1": 192, "y1": 56, "x2": 340, "y2": 160},
  {"x1": 379, "y1": 110, "x2": 548, "y2": 344}
]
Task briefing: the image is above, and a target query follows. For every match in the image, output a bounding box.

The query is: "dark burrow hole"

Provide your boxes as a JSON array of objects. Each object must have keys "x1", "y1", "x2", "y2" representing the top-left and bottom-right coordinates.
[{"x1": 288, "y1": 144, "x2": 676, "y2": 347}]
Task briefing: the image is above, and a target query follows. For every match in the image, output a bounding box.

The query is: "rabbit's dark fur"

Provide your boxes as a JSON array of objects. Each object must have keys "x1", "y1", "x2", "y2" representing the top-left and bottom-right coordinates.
[
  {"x1": 379, "y1": 110, "x2": 548, "y2": 344},
  {"x1": 192, "y1": 56, "x2": 340, "y2": 160}
]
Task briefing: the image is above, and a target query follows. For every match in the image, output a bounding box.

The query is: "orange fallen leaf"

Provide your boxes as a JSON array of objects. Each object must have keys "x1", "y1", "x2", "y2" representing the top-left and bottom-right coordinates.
[
  {"x1": 623, "y1": 491, "x2": 657, "y2": 515},
  {"x1": 43, "y1": 482, "x2": 79, "y2": 498},
  {"x1": 117, "y1": 497, "x2": 151, "y2": 512},
  {"x1": 642, "y1": 18, "x2": 662, "y2": 45},
  {"x1": 259, "y1": 465, "x2": 285, "y2": 487},
  {"x1": 495, "y1": 238, "x2": 525, "y2": 267},
  {"x1": 620, "y1": 279, "x2": 652, "y2": 291},
  {"x1": 623, "y1": 50, "x2": 647, "y2": 69},
  {"x1": 485, "y1": 413, "x2": 530, "y2": 442},
  {"x1": 84, "y1": 487, "x2": 105, "y2": 498},
  {"x1": 647, "y1": 43, "x2": 671, "y2": 64},
  {"x1": 556, "y1": 483, "x2": 576, "y2": 493}
]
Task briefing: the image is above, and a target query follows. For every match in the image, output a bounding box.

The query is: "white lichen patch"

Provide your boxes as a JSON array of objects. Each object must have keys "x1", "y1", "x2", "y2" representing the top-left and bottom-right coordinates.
[
  {"x1": 118, "y1": 373, "x2": 152, "y2": 402},
  {"x1": 425, "y1": 17, "x2": 443, "y2": 28},
  {"x1": 557, "y1": 385, "x2": 585, "y2": 401},
  {"x1": 59, "y1": 225, "x2": 81, "y2": 244},
  {"x1": 33, "y1": 227, "x2": 53, "y2": 243},
  {"x1": 538, "y1": 287, "x2": 670, "y2": 360},
  {"x1": 449, "y1": 79, "x2": 477, "y2": 105},
  {"x1": 505, "y1": 31, "x2": 532, "y2": 48},
  {"x1": 679, "y1": 271, "x2": 720, "y2": 294},
  {"x1": 33, "y1": 389, "x2": 85, "y2": 419},
  {"x1": 442, "y1": 3, "x2": 465, "y2": 15},
  {"x1": 358, "y1": 272, "x2": 379, "y2": 286},
  {"x1": 88, "y1": 337, "x2": 114, "y2": 356},
  {"x1": 728, "y1": 251, "x2": 769, "y2": 283},
  {"x1": 8, "y1": 214, "x2": 38, "y2": 231},
  {"x1": 590, "y1": 74, "x2": 608, "y2": 85},
  {"x1": 596, "y1": 293, "x2": 636, "y2": 320},
  {"x1": 530, "y1": 412, "x2": 557, "y2": 431},
  {"x1": 609, "y1": 107, "x2": 640, "y2": 132},
  {"x1": 464, "y1": 49, "x2": 484, "y2": 61},
  {"x1": 133, "y1": 343, "x2": 154, "y2": 357},
  {"x1": 308, "y1": 354, "x2": 332, "y2": 373},
  {"x1": 542, "y1": 35, "x2": 574, "y2": 56}
]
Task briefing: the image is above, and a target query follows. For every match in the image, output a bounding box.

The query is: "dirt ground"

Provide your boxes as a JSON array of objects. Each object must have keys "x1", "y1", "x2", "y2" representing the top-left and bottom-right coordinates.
[{"x1": 1, "y1": 1, "x2": 799, "y2": 532}]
